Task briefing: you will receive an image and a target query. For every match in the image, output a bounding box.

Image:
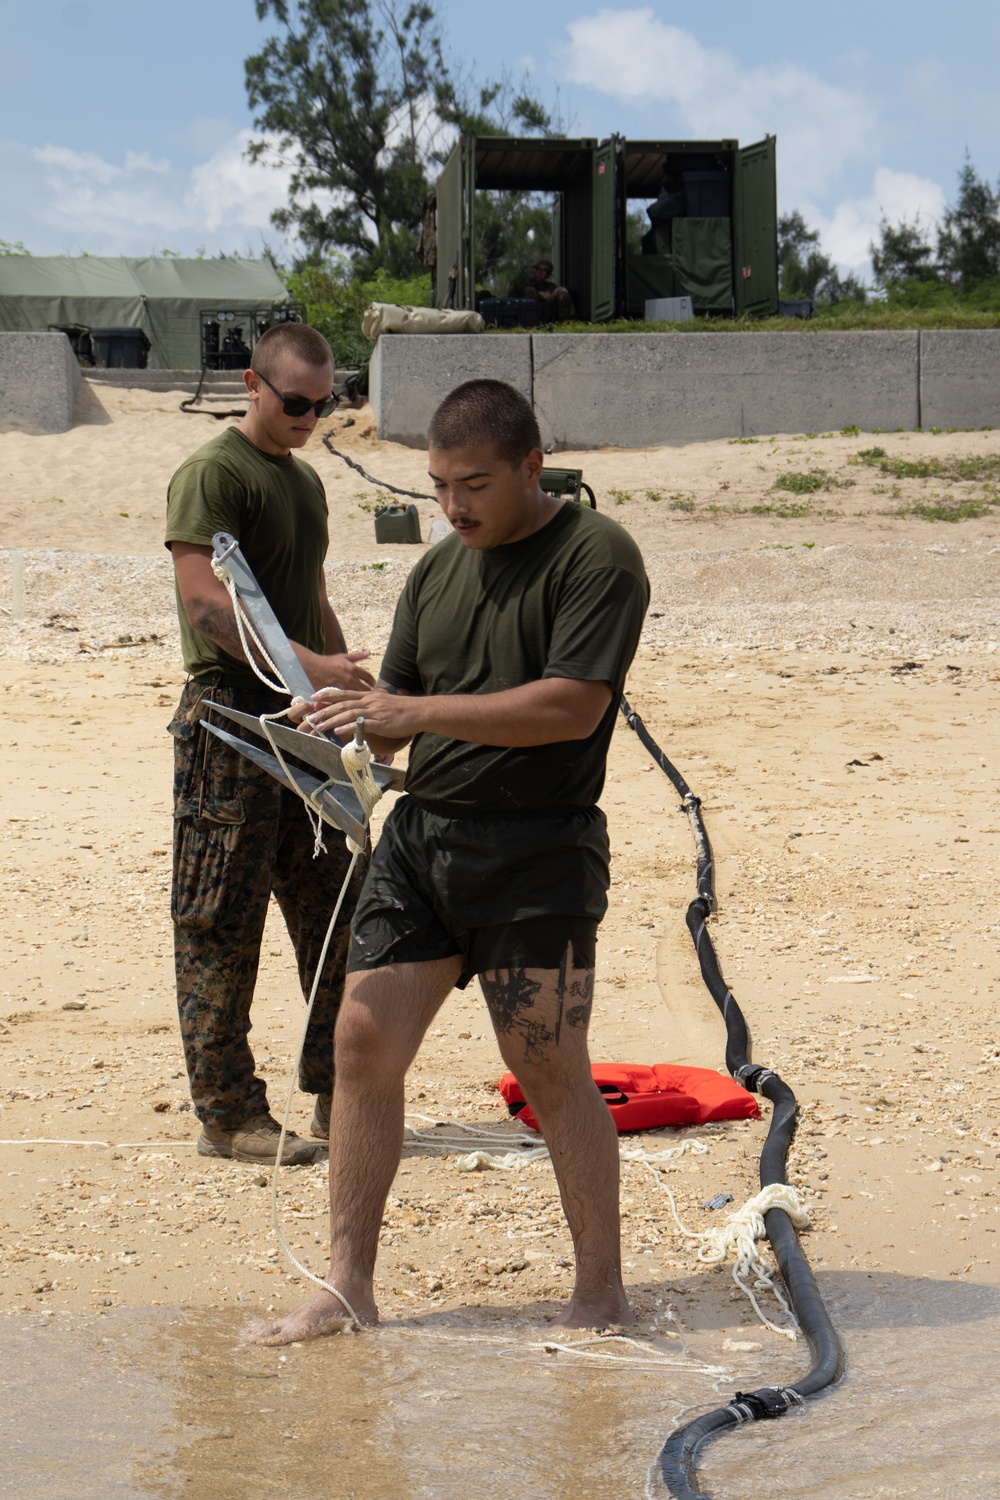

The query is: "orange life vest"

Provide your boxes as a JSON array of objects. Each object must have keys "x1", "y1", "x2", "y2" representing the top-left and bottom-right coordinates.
[{"x1": 498, "y1": 1062, "x2": 760, "y2": 1134}]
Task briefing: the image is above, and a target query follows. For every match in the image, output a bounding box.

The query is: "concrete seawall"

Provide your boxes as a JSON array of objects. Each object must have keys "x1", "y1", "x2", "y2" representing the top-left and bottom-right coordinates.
[
  {"x1": 0, "y1": 332, "x2": 81, "y2": 434},
  {"x1": 371, "y1": 329, "x2": 1000, "y2": 449}
]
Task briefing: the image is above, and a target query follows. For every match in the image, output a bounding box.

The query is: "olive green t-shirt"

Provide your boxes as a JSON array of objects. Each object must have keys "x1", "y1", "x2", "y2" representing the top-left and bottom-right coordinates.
[
  {"x1": 164, "y1": 427, "x2": 328, "y2": 681},
  {"x1": 380, "y1": 502, "x2": 649, "y2": 813}
]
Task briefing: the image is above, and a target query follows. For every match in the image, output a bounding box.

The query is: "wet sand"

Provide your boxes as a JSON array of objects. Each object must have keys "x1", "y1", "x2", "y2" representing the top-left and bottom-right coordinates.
[{"x1": 2, "y1": 381, "x2": 1000, "y2": 1495}]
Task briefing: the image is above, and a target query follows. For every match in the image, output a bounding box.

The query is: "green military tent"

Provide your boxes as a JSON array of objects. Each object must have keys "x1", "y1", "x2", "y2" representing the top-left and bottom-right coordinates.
[{"x1": 0, "y1": 256, "x2": 292, "y2": 369}]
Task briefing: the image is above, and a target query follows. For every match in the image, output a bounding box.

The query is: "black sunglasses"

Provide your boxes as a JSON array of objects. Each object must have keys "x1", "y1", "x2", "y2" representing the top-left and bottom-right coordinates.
[{"x1": 256, "y1": 370, "x2": 338, "y2": 419}]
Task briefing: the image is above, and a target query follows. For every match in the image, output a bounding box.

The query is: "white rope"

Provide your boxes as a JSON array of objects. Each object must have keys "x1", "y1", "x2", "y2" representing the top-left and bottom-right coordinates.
[
  {"x1": 268, "y1": 843, "x2": 364, "y2": 1328},
  {"x1": 340, "y1": 738, "x2": 382, "y2": 826},
  {"x1": 258, "y1": 706, "x2": 330, "y2": 857},
  {"x1": 0, "y1": 1138, "x2": 197, "y2": 1149},
  {"x1": 401, "y1": 1112, "x2": 550, "y2": 1171},
  {"x1": 630, "y1": 1158, "x2": 809, "y2": 1340},
  {"x1": 211, "y1": 556, "x2": 288, "y2": 695}
]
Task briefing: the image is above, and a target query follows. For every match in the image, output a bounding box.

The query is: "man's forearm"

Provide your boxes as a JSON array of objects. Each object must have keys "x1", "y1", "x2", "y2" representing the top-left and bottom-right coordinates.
[
  {"x1": 407, "y1": 684, "x2": 598, "y2": 745},
  {"x1": 305, "y1": 678, "x2": 611, "y2": 748}
]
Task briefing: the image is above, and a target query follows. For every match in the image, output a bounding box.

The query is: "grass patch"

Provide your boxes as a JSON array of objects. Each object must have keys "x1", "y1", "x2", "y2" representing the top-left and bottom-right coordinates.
[
  {"x1": 644, "y1": 488, "x2": 662, "y2": 502},
  {"x1": 906, "y1": 498, "x2": 995, "y2": 522},
  {"x1": 749, "y1": 501, "x2": 814, "y2": 518},
  {"x1": 774, "y1": 469, "x2": 846, "y2": 494},
  {"x1": 855, "y1": 446, "x2": 942, "y2": 478},
  {"x1": 856, "y1": 448, "x2": 1000, "y2": 484},
  {"x1": 494, "y1": 305, "x2": 1000, "y2": 336},
  {"x1": 668, "y1": 494, "x2": 695, "y2": 511},
  {"x1": 954, "y1": 455, "x2": 1000, "y2": 481},
  {"x1": 608, "y1": 488, "x2": 633, "y2": 505}
]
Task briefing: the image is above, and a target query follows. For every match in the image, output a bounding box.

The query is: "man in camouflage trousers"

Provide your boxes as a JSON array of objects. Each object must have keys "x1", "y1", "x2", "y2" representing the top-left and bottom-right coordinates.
[
  {"x1": 166, "y1": 322, "x2": 372, "y2": 1165},
  {"x1": 170, "y1": 680, "x2": 364, "y2": 1157}
]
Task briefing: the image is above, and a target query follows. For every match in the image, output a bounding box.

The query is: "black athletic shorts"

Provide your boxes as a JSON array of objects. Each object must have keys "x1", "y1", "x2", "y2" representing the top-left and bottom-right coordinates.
[{"x1": 347, "y1": 795, "x2": 611, "y2": 988}]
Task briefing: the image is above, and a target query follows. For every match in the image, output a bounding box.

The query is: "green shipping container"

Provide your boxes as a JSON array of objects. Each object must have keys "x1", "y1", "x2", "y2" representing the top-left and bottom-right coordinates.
[{"x1": 434, "y1": 133, "x2": 778, "y2": 323}]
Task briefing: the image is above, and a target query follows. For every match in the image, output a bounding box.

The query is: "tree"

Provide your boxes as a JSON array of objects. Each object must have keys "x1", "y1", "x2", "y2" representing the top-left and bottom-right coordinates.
[
  {"x1": 778, "y1": 211, "x2": 864, "y2": 305},
  {"x1": 936, "y1": 156, "x2": 1000, "y2": 289},
  {"x1": 246, "y1": 1, "x2": 555, "y2": 280},
  {"x1": 246, "y1": 0, "x2": 448, "y2": 275},
  {"x1": 870, "y1": 216, "x2": 938, "y2": 287}
]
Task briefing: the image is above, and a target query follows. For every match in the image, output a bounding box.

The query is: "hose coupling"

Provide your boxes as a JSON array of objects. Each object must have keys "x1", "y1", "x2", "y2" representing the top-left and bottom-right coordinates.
[{"x1": 727, "y1": 1387, "x2": 802, "y2": 1425}]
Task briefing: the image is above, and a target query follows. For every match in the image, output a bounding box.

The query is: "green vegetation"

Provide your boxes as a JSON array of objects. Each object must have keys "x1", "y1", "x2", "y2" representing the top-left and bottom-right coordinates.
[
  {"x1": 953, "y1": 455, "x2": 1000, "y2": 481},
  {"x1": 668, "y1": 495, "x2": 695, "y2": 511},
  {"x1": 748, "y1": 501, "x2": 815, "y2": 518},
  {"x1": 905, "y1": 498, "x2": 995, "y2": 522},
  {"x1": 607, "y1": 488, "x2": 633, "y2": 506},
  {"x1": 774, "y1": 469, "x2": 847, "y2": 494},
  {"x1": 644, "y1": 489, "x2": 662, "y2": 502},
  {"x1": 514, "y1": 301, "x2": 1000, "y2": 335},
  {"x1": 843, "y1": 443, "x2": 1000, "y2": 522},
  {"x1": 855, "y1": 448, "x2": 1000, "y2": 484},
  {"x1": 285, "y1": 262, "x2": 433, "y2": 364}
]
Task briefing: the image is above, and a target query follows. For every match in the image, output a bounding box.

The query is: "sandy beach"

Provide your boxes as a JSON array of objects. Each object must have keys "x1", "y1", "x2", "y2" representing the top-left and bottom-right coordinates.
[{"x1": 2, "y1": 378, "x2": 1000, "y2": 1494}]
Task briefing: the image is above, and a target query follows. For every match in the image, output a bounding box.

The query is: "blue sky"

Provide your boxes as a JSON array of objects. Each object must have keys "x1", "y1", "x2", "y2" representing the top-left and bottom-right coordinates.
[{"x1": 1, "y1": 0, "x2": 997, "y2": 275}]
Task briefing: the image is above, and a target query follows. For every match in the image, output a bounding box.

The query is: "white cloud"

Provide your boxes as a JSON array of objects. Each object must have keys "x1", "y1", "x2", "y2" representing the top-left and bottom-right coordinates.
[
  {"x1": 558, "y1": 9, "x2": 880, "y2": 198},
  {"x1": 801, "y1": 167, "x2": 946, "y2": 277},
  {"x1": 0, "y1": 130, "x2": 306, "y2": 256},
  {"x1": 189, "y1": 130, "x2": 300, "y2": 236}
]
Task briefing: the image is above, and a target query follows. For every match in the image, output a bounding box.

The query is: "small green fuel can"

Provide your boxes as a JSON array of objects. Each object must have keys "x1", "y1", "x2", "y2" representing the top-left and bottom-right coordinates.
[{"x1": 374, "y1": 503, "x2": 422, "y2": 544}]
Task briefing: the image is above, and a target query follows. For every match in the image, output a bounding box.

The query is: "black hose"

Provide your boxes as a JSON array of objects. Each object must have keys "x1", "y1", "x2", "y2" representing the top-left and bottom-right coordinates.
[
  {"x1": 180, "y1": 364, "x2": 247, "y2": 420},
  {"x1": 618, "y1": 695, "x2": 845, "y2": 1498},
  {"x1": 321, "y1": 433, "x2": 435, "y2": 499}
]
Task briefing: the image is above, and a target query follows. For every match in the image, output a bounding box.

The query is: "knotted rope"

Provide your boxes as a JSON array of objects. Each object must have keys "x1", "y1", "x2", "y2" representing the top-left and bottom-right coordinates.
[
  {"x1": 210, "y1": 553, "x2": 288, "y2": 694},
  {"x1": 634, "y1": 1160, "x2": 810, "y2": 1339}
]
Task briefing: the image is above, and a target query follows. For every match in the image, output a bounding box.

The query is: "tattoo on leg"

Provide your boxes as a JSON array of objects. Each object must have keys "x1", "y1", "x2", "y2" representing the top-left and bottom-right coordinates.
[
  {"x1": 481, "y1": 969, "x2": 543, "y2": 1035},
  {"x1": 518, "y1": 1017, "x2": 555, "y2": 1061},
  {"x1": 565, "y1": 971, "x2": 594, "y2": 1031},
  {"x1": 554, "y1": 946, "x2": 568, "y2": 1046}
]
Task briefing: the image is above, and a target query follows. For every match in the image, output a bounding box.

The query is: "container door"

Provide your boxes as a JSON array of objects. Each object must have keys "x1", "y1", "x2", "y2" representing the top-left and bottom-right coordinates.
[
  {"x1": 734, "y1": 136, "x2": 778, "y2": 316},
  {"x1": 436, "y1": 141, "x2": 463, "y2": 308},
  {"x1": 551, "y1": 192, "x2": 563, "y2": 286},
  {"x1": 461, "y1": 135, "x2": 477, "y2": 309},
  {"x1": 591, "y1": 140, "x2": 616, "y2": 322}
]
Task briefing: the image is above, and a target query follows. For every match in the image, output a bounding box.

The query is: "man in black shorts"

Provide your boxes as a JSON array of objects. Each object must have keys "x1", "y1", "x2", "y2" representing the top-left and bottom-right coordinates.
[{"x1": 251, "y1": 378, "x2": 649, "y2": 1345}]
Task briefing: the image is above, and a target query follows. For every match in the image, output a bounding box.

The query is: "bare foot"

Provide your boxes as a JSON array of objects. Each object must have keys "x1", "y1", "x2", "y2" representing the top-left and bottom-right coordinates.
[
  {"x1": 246, "y1": 1286, "x2": 376, "y2": 1347},
  {"x1": 551, "y1": 1286, "x2": 635, "y2": 1331}
]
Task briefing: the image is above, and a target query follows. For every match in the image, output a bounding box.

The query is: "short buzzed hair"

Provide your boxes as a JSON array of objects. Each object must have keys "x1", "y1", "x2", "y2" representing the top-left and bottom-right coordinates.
[
  {"x1": 428, "y1": 379, "x2": 541, "y2": 466},
  {"x1": 251, "y1": 322, "x2": 334, "y2": 381}
]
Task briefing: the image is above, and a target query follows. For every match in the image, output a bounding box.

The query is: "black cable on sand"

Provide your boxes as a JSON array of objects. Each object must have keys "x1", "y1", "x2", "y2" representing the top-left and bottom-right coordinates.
[
  {"x1": 321, "y1": 432, "x2": 435, "y2": 500},
  {"x1": 619, "y1": 696, "x2": 845, "y2": 1498}
]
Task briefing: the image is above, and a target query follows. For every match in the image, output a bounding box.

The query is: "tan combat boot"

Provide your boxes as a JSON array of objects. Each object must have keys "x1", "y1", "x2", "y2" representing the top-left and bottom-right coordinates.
[
  {"x1": 198, "y1": 1112, "x2": 324, "y2": 1165},
  {"x1": 309, "y1": 1092, "x2": 332, "y2": 1140}
]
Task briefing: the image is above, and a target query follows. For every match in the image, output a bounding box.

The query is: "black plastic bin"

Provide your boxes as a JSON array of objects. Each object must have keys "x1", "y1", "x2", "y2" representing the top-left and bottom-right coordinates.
[
  {"x1": 92, "y1": 325, "x2": 151, "y2": 369},
  {"x1": 682, "y1": 170, "x2": 730, "y2": 217},
  {"x1": 51, "y1": 324, "x2": 96, "y2": 366},
  {"x1": 477, "y1": 297, "x2": 540, "y2": 329}
]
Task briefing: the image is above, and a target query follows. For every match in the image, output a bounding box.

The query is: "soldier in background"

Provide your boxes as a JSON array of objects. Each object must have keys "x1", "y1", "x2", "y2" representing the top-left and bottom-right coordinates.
[
  {"x1": 165, "y1": 322, "x2": 371, "y2": 1166},
  {"x1": 511, "y1": 259, "x2": 574, "y2": 322}
]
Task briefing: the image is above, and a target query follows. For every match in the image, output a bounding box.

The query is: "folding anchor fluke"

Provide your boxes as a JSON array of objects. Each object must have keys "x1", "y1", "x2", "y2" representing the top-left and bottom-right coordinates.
[{"x1": 203, "y1": 531, "x2": 403, "y2": 846}]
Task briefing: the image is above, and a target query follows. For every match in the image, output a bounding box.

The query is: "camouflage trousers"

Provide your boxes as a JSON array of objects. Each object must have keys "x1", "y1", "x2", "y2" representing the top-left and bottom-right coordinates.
[{"x1": 169, "y1": 677, "x2": 366, "y2": 1129}]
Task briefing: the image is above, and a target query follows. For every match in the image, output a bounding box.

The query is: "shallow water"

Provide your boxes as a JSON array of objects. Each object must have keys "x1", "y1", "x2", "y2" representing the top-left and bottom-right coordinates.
[{"x1": 2, "y1": 1271, "x2": 998, "y2": 1500}]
